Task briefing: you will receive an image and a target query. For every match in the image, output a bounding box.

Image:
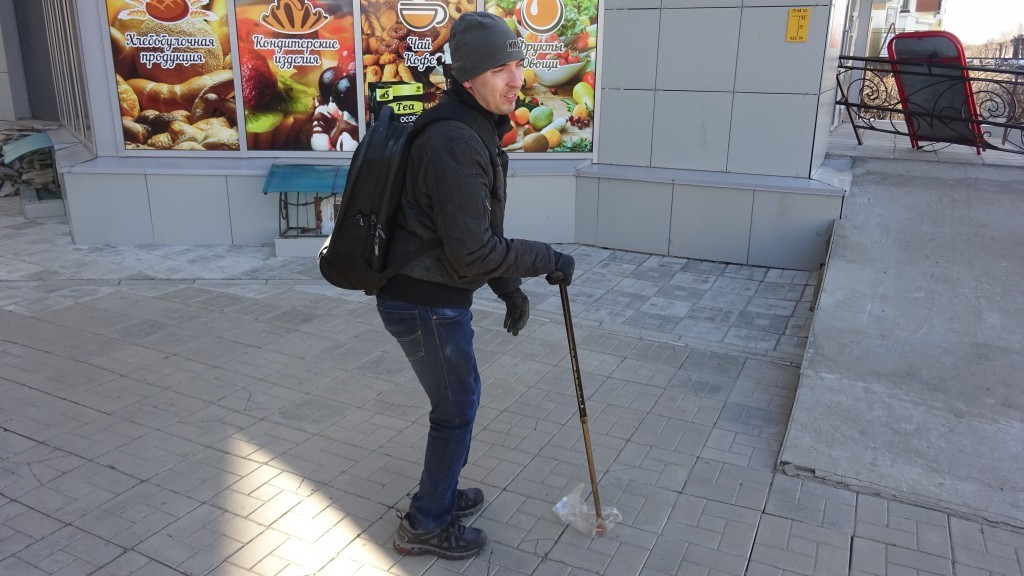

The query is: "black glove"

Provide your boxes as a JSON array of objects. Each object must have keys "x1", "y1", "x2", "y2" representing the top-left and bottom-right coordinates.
[
  {"x1": 499, "y1": 288, "x2": 530, "y2": 336},
  {"x1": 545, "y1": 251, "x2": 575, "y2": 286}
]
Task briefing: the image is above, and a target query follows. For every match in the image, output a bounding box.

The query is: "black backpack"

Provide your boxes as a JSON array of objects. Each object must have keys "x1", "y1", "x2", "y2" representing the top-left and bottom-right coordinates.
[{"x1": 318, "y1": 102, "x2": 498, "y2": 295}]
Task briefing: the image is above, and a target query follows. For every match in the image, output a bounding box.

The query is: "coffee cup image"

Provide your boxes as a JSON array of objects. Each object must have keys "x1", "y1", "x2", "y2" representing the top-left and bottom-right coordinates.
[{"x1": 397, "y1": 0, "x2": 448, "y2": 31}]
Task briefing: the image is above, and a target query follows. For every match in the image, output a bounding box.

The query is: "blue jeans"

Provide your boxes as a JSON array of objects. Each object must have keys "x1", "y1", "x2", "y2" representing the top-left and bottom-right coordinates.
[{"x1": 376, "y1": 294, "x2": 481, "y2": 531}]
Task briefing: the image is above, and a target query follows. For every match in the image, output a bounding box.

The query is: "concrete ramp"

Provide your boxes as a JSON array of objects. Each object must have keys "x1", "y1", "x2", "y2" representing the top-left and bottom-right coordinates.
[{"x1": 780, "y1": 158, "x2": 1024, "y2": 529}]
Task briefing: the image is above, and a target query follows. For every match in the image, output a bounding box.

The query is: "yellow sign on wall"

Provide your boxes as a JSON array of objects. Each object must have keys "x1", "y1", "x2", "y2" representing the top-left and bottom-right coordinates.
[{"x1": 787, "y1": 8, "x2": 810, "y2": 43}]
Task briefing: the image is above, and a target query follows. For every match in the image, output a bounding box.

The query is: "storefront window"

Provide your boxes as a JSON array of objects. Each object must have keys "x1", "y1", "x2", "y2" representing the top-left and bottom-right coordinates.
[
  {"x1": 500, "y1": 0, "x2": 597, "y2": 153},
  {"x1": 104, "y1": 0, "x2": 596, "y2": 155},
  {"x1": 235, "y1": 0, "x2": 359, "y2": 151},
  {"x1": 108, "y1": 0, "x2": 240, "y2": 151}
]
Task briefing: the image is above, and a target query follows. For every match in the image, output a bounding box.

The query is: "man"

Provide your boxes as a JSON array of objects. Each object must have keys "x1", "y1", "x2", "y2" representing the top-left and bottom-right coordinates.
[{"x1": 376, "y1": 11, "x2": 576, "y2": 561}]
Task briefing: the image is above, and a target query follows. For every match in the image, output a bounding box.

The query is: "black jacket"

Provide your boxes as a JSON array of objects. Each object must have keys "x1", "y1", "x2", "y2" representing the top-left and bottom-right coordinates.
[{"x1": 379, "y1": 84, "x2": 557, "y2": 308}]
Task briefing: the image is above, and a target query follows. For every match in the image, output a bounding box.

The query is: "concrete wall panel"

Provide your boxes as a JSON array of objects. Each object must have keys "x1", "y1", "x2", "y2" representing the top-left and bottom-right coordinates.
[
  {"x1": 728, "y1": 92, "x2": 818, "y2": 177},
  {"x1": 227, "y1": 176, "x2": 279, "y2": 246},
  {"x1": 735, "y1": 5, "x2": 830, "y2": 95},
  {"x1": 749, "y1": 189, "x2": 840, "y2": 269},
  {"x1": 596, "y1": 89, "x2": 655, "y2": 167},
  {"x1": 148, "y1": 175, "x2": 232, "y2": 245},
  {"x1": 575, "y1": 176, "x2": 600, "y2": 246},
  {"x1": 656, "y1": 8, "x2": 741, "y2": 92},
  {"x1": 504, "y1": 175, "x2": 576, "y2": 243},
  {"x1": 63, "y1": 173, "x2": 154, "y2": 244},
  {"x1": 652, "y1": 90, "x2": 732, "y2": 171},
  {"x1": 601, "y1": 9, "x2": 660, "y2": 90},
  {"x1": 597, "y1": 179, "x2": 672, "y2": 254},
  {"x1": 669, "y1": 183, "x2": 753, "y2": 263}
]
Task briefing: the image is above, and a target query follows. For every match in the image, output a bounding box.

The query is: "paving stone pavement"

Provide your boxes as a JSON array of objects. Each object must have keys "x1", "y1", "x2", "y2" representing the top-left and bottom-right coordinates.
[{"x1": 1, "y1": 196, "x2": 1022, "y2": 575}]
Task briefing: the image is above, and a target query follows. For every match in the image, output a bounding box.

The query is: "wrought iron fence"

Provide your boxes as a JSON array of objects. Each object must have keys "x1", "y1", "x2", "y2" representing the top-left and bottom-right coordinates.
[{"x1": 836, "y1": 55, "x2": 1024, "y2": 154}]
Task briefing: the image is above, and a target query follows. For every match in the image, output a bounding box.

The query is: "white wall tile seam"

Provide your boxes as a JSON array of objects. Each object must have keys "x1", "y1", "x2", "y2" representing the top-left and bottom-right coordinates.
[
  {"x1": 143, "y1": 175, "x2": 157, "y2": 242},
  {"x1": 223, "y1": 175, "x2": 237, "y2": 244}
]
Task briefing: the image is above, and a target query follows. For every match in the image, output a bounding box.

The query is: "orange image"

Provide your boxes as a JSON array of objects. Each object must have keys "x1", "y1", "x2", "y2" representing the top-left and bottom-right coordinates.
[
  {"x1": 520, "y1": 0, "x2": 563, "y2": 36},
  {"x1": 107, "y1": 0, "x2": 239, "y2": 151}
]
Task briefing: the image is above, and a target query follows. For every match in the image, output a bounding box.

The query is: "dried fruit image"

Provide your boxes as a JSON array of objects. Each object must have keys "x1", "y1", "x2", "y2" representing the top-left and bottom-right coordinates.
[{"x1": 361, "y1": 0, "x2": 468, "y2": 124}]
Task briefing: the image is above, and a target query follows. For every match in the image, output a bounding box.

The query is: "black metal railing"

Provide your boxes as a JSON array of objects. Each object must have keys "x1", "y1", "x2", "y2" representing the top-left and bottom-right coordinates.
[{"x1": 836, "y1": 55, "x2": 1024, "y2": 155}]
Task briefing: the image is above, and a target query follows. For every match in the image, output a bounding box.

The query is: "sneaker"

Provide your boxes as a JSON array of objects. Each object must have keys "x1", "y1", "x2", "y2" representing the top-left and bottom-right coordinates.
[
  {"x1": 410, "y1": 488, "x2": 485, "y2": 519},
  {"x1": 454, "y1": 487, "x2": 484, "y2": 519},
  {"x1": 393, "y1": 514, "x2": 488, "y2": 560}
]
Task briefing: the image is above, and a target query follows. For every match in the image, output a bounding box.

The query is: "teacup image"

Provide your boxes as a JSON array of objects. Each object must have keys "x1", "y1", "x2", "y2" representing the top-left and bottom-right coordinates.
[{"x1": 398, "y1": 0, "x2": 449, "y2": 31}]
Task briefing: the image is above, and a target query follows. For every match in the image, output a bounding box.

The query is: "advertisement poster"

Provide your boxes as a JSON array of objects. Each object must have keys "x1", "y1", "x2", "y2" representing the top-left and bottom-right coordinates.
[
  {"x1": 491, "y1": 0, "x2": 598, "y2": 153},
  {"x1": 360, "y1": 0, "x2": 462, "y2": 127},
  {"x1": 107, "y1": 0, "x2": 239, "y2": 151},
  {"x1": 236, "y1": 0, "x2": 359, "y2": 151},
  {"x1": 104, "y1": 0, "x2": 596, "y2": 154}
]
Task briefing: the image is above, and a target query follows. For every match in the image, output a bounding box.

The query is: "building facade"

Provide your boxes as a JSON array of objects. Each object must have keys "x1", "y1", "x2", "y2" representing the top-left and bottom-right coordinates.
[{"x1": 0, "y1": 0, "x2": 854, "y2": 271}]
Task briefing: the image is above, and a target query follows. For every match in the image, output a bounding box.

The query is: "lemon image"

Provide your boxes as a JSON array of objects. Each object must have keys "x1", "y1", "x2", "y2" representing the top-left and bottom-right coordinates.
[{"x1": 523, "y1": 68, "x2": 537, "y2": 89}]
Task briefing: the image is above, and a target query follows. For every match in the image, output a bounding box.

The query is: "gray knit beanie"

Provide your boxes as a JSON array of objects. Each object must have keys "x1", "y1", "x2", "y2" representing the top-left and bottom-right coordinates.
[{"x1": 449, "y1": 11, "x2": 526, "y2": 83}]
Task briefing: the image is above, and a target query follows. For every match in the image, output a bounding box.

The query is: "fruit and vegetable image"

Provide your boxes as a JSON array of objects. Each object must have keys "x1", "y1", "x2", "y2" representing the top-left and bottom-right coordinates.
[
  {"x1": 108, "y1": 0, "x2": 240, "y2": 150},
  {"x1": 485, "y1": 0, "x2": 598, "y2": 153},
  {"x1": 235, "y1": 0, "x2": 358, "y2": 151}
]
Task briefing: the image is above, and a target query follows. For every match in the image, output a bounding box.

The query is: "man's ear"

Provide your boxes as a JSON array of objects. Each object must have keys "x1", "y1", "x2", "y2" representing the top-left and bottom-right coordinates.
[{"x1": 462, "y1": 79, "x2": 473, "y2": 92}]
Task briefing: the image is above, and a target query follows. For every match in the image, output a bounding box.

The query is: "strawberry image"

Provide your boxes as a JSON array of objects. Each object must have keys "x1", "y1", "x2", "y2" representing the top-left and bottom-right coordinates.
[{"x1": 240, "y1": 49, "x2": 279, "y2": 109}]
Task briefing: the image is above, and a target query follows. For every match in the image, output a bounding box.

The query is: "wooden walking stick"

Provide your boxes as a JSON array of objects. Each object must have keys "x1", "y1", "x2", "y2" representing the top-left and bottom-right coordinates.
[{"x1": 558, "y1": 282, "x2": 607, "y2": 535}]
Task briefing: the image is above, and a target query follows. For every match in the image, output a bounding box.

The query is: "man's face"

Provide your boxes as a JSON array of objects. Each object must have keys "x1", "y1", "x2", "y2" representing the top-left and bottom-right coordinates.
[{"x1": 462, "y1": 60, "x2": 525, "y2": 116}]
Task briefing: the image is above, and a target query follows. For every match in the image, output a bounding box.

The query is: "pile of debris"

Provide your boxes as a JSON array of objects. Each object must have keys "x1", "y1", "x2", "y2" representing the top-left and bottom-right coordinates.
[{"x1": 1, "y1": 125, "x2": 58, "y2": 198}]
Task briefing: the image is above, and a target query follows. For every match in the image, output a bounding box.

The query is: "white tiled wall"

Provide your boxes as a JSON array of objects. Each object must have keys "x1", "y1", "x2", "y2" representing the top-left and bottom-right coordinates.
[
  {"x1": 742, "y1": 0, "x2": 829, "y2": 6},
  {"x1": 596, "y1": 179, "x2": 673, "y2": 255},
  {"x1": 669, "y1": 184, "x2": 753, "y2": 263},
  {"x1": 821, "y1": 0, "x2": 846, "y2": 93},
  {"x1": 656, "y1": 8, "x2": 741, "y2": 92},
  {"x1": 504, "y1": 175, "x2": 576, "y2": 244},
  {"x1": 575, "y1": 177, "x2": 600, "y2": 246},
  {"x1": 595, "y1": 89, "x2": 655, "y2": 166},
  {"x1": 651, "y1": 91, "x2": 732, "y2": 171},
  {"x1": 601, "y1": 9, "x2": 660, "y2": 90},
  {"x1": 601, "y1": 3, "x2": 839, "y2": 178},
  {"x1": 662, "y1": 0, "x2": 740, "y2": 7},
  {"x1": 63, "y1": 173, "x2": 155, "y2": 244},
  {"x1": 728, "y1": 92, "x2": 818, "y2": 177},
  {"x1": 587, "y1": 3, "x2": 844, "y2": 268},
  {"x1": 228, "y1": 176, "x2": 279, "y2": 246},
  {"x1": 148, "y1": 175, "x2": 232, "y2": 245},
  {"x1": 64, "y1": 171, "x2": 284, "y2": 247},
  {"x1": 812, "y1": 89, "x2": 837, "y2": 175},
  {"x1": 734, "y1": 5, "x2": 830, "y2": 95},
  {"x1": 605, "y1": 0, "x2": 661, "y2": 10},
  {"x1": 749, "y1": 189, "x2": 840, "y2": 269}
]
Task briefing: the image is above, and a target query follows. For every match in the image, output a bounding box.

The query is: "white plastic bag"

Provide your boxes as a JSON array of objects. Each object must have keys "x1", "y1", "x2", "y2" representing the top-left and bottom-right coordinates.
[
  {"x1": 552, "y1": 483, "x2": 622, "y2": 537},
  {"x1": 320, "y1": 196, "x2": 340, "y2": 235}
]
